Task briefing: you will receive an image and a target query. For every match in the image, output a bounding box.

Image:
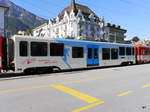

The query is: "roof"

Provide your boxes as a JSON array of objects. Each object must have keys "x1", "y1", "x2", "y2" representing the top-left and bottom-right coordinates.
[
  {"x1": 106, "y1": 23, "x2": 127, "y2": 32},
  {"x1": 58, "y1": 3, "x2": 99, "y2": 21},
  {"x1": 32, "y1": 22, "x2": 48, "y2": 31},
  {"x1": 136, "y1": 45, "x2": 150, "y2": 48},
  {"x1": 0, "y1": 1, "x2": 9, "y2": 9}
]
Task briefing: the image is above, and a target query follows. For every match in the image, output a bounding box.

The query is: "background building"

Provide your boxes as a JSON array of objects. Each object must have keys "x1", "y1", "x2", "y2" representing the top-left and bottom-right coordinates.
[
  {"x1": 33, "y1": 0, "x2": 107, "y2": 40},
  {"x1": 33, "y1": 0, "x2": 127, "y2": 43},
  {"x1": 105, "y1": 23, "x2": 127, "y2": 43},
  {"x1": 133, "y1": 39, "x2": 150, "y2": 46}
]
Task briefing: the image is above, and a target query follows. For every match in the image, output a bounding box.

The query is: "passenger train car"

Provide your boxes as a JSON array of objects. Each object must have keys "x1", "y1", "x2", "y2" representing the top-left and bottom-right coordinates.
[
  {"x1": 0, "y1": 35, "x2": 149, "y2": 74},
  {"x1": 136, "y1": 45, "x2": 150, "y2": 63},
  {"x1": 6, "y1": 35, "x2": 135, "y2": 73}
]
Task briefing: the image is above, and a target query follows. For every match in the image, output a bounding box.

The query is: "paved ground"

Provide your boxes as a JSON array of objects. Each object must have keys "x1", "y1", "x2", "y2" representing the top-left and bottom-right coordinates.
[{"x1": 0, "y1": 64, "x2": 150, "y2": 112}]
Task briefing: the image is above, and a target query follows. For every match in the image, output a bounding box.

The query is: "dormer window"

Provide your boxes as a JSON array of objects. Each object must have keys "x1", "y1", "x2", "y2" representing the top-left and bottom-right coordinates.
[
  {"x1": 77, "y1": 10, "x2": 84, "y2": 20},
  {"x1": 89, "y1": 14, "x2": 95, "y2": 22},
  {"x1": 70, "y1": 14, "x2": 74, "y2": 19},
  {"x1": 56, "y1": 17, "x2": 59, "y2": 22},
  {"x1": 78, "y1": 15, "x2": 82, "y2": 20},
  {"x1": 64, "y1": 16, "x2": 67, "y2": 21}
]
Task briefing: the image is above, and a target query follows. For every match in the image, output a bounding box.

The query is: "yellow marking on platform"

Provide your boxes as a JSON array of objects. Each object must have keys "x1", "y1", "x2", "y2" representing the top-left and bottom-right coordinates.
[
  {"x1": 60, "y1": 77, "x2": 102, "y2": 85},
  {"x1": 0, "y1": 77, "x2": 102, "y2": 94},
  {"x1": 142, "y1": 84, "x2": 150, "y2": 88},
  {"x1": 117, "y1": 90, "x2": 133, "y2": 96},
  {"x1": 0, "y1": 84, "x2": 51, "y2": 93},
  {"x1": 72, "y1": 101, "x2": 105, "y2": 112},
  {"x1": 50, "y1": 84, "x2": 100, "y2": 103}
]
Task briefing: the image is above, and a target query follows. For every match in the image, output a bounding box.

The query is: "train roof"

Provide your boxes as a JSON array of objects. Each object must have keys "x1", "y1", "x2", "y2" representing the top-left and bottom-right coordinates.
[
  {"x1": 136, "y1": 45, "x2": 150, "y2": 48},
  {"x1": 53, "y1": 38, "x2": 134, "y2": 46},
  {"x1": 12, "y1": 35, "x2": 134, "y2": 46}
]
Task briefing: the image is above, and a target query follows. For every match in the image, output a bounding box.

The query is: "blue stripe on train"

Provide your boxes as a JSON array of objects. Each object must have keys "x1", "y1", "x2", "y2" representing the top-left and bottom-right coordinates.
[{"x1": 61, "y1": 48, "x2": 72, "y2": 69}]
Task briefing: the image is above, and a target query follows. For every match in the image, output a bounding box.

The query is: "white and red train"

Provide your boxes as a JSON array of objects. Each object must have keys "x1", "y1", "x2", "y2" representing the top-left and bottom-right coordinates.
[
  {"x1": 0, "y1": 35, "x2": 150, "y2": 74},
  {"x1": 136, "y1": 45, "x2": 150, "y2": 63}
]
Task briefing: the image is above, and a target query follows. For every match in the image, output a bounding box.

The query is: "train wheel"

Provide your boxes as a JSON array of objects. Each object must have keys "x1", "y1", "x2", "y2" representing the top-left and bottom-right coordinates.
[
  {"x1": 36, "y1": 67, "x2": 53, "y2": 74},
  {"x1": 53, "y1": 67, "x2": 61, "y2": 72},
  {"x1": 130, "y1": 62, "x2": 133, "y2": 65},
  {"x1": 24, "y1": 68, "x2": 36, "y2": 75},
  {"x1": 48, "y1": 67, "x2": 53, "y2": 73},
  {"x1": 121, "y1": 62, "x2": 128, "y2": 66}
]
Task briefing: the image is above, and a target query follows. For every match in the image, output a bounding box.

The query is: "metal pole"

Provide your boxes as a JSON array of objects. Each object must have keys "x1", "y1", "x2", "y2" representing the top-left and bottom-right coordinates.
[
  {"x1": 4, "y1": 7, "x2": 9, "y2": 71},
  {"x1": 4, "y1": 7, "x2": 9, "y2": 38}
]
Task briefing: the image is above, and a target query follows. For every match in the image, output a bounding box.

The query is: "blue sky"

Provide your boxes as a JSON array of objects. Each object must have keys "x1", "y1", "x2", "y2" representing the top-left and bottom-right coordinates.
[{"x1": 10, "y1": 0, "x2": 150, "y2": 40}]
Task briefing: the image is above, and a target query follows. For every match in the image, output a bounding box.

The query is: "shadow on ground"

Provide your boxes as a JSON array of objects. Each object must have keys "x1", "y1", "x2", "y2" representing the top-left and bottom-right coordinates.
[{"x1": 0, "y1": 63, "x2": 149, "y2": 80}]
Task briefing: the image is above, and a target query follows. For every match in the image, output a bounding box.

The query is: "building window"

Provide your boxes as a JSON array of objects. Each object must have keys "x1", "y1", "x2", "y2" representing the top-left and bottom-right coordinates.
[
  {"x1": 97, "y1": 26, "x2": 99, "y2": 31},
  {"x1": 102, "y1": 48, "x2": 110, "y2": 60},
  {"x1": 144, "y1": 49, "x2": 150, "y2": 55},
  {"x1": 71, "y1": 14, "x2": 73, "y2": 18},
  {"x1": 72, "y1": 47, "x2": 84, "y2": 58},
  {"x1": 85, "y1": 24, "x2": 88, "y2": 30},
  {"x1": 119, "y1": 47, "x2": 125, "y2": 56},
  {"x1": 56, "y1": 28, "x2": 59, "y2": 33},
  {"x1": 31, "y1": 42, "x2": 48, "y2": 56},
  {"x1": 88, "y1": 48, "x2": 92, "y2": 59},
  {"x1": 126, "y1": 47, "x2": 132, "y2": 55},
  {"x1": 71, "y1": 23, "x2": 73, "y2": 27},
  {"x1": 20, "y1": 41, "x2": 28, "y2": 56},
  {"x1": 78, "y1": 15, "x2": 82, "y2": 20},
  {"x1": 50, "y1": 43, "x2": 64, "y2": 56},
  {"x1": 94, "y1": 48, "x2": 98, "y2": 59},
  {"x1": 111, "y1": 48, "x2": 118, "y2": 59},
  {"x1": 132, "y1": 47, "x2": 135, "y2": 55},
  {"x1": 64, "y1": 16, "x2": 67, "y2": 21}
]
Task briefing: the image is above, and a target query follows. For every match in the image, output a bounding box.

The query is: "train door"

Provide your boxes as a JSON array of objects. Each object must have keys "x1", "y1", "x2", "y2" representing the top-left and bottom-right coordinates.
[{"x1": 87, "y1": 45, "x2": 99, "y2": 66}]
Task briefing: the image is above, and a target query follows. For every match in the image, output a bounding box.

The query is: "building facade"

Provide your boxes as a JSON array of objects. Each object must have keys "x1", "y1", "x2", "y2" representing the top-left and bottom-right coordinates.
[
  {"x1": 105, "y1": 23, "x2": 127, "y2": 43},
  {"x1": 33, "y1": 0, "x2": 127, "y2": 43},
  {"x1": 33, "y1": 0, "x2": 108, "y2": 41}
]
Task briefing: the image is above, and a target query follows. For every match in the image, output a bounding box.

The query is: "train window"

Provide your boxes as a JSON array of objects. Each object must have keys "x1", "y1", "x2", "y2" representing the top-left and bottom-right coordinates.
[
  {"x1": 102, "y1": 48, "x2": 110, "y2": 60},
  {"x1": 132, "y1": 47, "x2": 135, "y2": 55},
  {"x1": 20, "y1": 41, "x2": 28, "y2": 56},
  {"x1": 8, "y1": 39, "x2": 14, "y2": 66},
  {"x1": 144, "y1": 49, "x2": 150, "y2": 55},
  {"x1": 119, "y1": 47, "x2": 125, "y2": 55},
  {"x1": 31, "y1": 42, "x2": 48, "y2": 56},
  {"x1": 72, "y1": 47, "x2": 84, "y2": 58},
  {"x1": 88, "y1": 48, "x2": 92, "y2": 59},
  {"x1": 148, "y1": 49, "x2": 150, "y2": 55},
  {"x1": 126, "y1": 47, "x2": 132, "y2": 55},
  {"x1": 50, "y1": 43, "x2": 64, "y2": 56},
  {"x1": 111, "y1": 48, "x2": 118, "y2": 60},
  {"x1": 94, "y1": 48, "x2": 98, "y2": 59}
]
